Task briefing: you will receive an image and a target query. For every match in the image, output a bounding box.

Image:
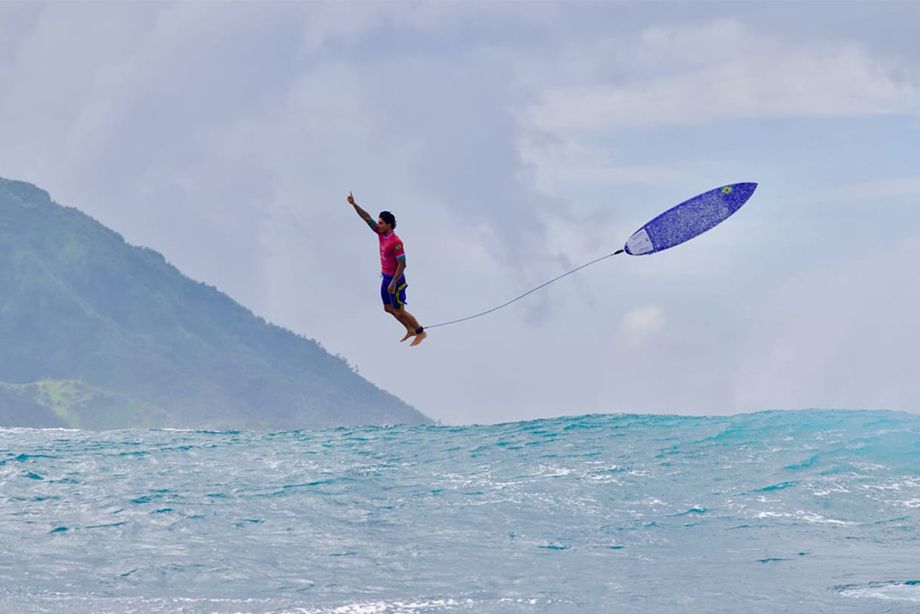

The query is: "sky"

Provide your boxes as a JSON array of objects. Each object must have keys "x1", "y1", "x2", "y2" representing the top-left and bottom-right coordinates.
[{"x1": 1, "y1": 1, "x2": 918, "y2": 425}]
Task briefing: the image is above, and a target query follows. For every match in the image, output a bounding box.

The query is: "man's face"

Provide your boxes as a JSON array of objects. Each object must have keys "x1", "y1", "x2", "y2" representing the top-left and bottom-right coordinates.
[{"x1": 376, "y1": 217, "x2": 392, "y2": 234}]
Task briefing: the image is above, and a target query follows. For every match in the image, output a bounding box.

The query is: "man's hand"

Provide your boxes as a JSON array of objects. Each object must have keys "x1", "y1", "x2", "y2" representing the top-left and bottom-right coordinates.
[
  {"x1": 347, "y1": 192, "x2": 356, "y2": 206},
  {"x1": 387, "y1": 280, "x2": 397, "y2": 295}
]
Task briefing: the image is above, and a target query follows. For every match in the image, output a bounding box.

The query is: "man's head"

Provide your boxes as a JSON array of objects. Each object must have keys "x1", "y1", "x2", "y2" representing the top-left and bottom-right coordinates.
[{"x1": 377, "y1": 210, "x2": 396, "y2": 234}]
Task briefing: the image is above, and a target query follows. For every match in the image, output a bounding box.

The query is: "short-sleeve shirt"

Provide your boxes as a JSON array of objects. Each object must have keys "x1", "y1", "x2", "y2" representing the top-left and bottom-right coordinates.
[{"x1": 378, "y1": 231, "x2": 405, "y2": 276}]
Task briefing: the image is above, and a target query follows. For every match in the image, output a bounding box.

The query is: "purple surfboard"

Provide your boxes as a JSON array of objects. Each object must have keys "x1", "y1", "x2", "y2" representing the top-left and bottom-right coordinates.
[{"x1": 624, "y1": 183, "x2": 758, "y2": 256}]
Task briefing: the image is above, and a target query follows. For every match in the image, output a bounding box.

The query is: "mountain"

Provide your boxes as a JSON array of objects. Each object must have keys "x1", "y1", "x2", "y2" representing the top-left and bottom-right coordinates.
[{"x1": 0, "y1": 176, "x2": 431, "y2": 429}]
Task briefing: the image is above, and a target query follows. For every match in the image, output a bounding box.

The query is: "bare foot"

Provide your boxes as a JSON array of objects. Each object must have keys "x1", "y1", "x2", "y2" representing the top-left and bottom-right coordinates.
[
  {"x1": 410, "y1": 331, "x2": 427, "y2": 347},
  {"x1": 400, "y1": 330, "x2": 414, "y2": 342}
]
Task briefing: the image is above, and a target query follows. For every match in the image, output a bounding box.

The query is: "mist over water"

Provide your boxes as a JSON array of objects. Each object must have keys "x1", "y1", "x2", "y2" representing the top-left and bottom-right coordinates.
[{"x1": 2, "y1": 410, "x2": 918, "y2": 613}]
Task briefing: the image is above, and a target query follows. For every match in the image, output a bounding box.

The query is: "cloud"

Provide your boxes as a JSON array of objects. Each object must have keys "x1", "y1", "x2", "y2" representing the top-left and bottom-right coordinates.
[
  {"x1": 810, "y1": 177, "x2": 920, "y2": 206},
  {"x1": 518, "y1": 135, "x2": 699, "y2": 190},
  {"x1": 619, "y1": 304, "x2": 667, "y2": 348},
  {"x1": 733, "y1": 237, "x2": 920, "y2": 412},
  {"x1": 525, "y1": 20, "x2": 920, "y2": 133}
]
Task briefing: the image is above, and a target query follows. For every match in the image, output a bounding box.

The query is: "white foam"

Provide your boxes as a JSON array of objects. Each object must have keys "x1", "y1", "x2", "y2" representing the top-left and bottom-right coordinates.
[
  {"x1": 753, "y1": 510, "x2": 857, "y2": 526},
  {"x1": 281, "y1": 598, "x2": 474, "y2": 613},
  {"x1": 839, "y1": 583, "x2": 920, "y2": 603}
]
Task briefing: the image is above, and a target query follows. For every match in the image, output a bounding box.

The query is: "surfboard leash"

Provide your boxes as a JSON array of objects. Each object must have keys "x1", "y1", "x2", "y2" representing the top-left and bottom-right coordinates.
[{"x1": 424, "y1": 249, "x2": 625, "y2": 330}]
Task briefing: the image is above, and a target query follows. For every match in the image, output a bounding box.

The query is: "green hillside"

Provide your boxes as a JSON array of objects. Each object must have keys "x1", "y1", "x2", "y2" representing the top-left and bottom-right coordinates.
[{"x1": 0, "y1": 176, "x2": 431, "y2": 429}]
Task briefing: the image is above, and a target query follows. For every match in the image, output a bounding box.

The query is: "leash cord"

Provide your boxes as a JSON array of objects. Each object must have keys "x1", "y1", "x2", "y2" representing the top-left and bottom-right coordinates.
[{"x1": 424, "y1": 249, "x2": 625, "y2": 330}]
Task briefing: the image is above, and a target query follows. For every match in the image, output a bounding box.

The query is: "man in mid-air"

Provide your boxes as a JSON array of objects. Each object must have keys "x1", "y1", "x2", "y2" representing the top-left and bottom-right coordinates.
[{"x1": 347, "y1": 192, "x2": 427, "y2": 346}]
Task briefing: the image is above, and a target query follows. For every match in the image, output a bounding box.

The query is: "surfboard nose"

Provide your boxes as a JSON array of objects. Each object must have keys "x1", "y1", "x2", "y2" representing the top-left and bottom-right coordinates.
[{"x1": 731, "y1": 182, "x2": 758, "y2": 204}]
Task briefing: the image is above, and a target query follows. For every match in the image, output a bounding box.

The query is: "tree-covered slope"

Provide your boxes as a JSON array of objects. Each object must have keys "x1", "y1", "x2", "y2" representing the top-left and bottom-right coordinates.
[{"x1": 0, "y1": 177, "x2": 431, "y2": 429}]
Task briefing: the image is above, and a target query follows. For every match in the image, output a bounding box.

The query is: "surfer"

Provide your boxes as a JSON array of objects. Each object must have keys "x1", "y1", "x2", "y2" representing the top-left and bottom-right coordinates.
[{"x1": 347, "y1": 192, "x2": 427, "y2": 346}]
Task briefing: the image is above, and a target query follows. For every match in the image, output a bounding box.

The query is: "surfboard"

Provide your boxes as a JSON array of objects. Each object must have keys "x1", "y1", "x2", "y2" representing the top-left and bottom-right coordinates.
[{"x1": 624, "y1": 183, "x2": 758, "y2": 256}]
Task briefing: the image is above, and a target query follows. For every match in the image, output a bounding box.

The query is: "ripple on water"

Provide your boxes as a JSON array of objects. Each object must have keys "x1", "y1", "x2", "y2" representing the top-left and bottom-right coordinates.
[{"x1": 0, "y1": 410, "x2": 918, "y2": 612}]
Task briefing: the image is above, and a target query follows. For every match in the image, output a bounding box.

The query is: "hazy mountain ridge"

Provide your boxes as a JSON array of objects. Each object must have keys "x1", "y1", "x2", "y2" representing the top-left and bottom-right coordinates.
[{"x1": 0, "y1": 176, "x2": 431, "y2": 429}]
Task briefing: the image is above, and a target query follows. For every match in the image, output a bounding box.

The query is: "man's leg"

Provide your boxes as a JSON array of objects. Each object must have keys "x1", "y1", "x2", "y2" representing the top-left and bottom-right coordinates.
[
  {"x1": 397, "y1": 308, "x2": 422, "y2": 333},
  {"x1": 394, "y1": 307, "x2": 427, "y2": 346},
  {"x1": 386, "y1": 305, "x2": 427, "y2": 346},
  {"x1": 384, "y1": 305, "x2": 415, "y2": 338},
  {"x1": 382, "y1": 275, "x2": 413, "y2": 339},
  {"x1": 385, "y1": 277, "x2": 425, "y2": 344}
]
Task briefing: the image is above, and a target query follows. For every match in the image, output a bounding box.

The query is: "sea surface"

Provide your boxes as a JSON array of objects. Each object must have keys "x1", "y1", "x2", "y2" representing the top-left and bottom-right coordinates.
[{"x1": 1, "y1": 410, "x2": 919, "y2": 613}]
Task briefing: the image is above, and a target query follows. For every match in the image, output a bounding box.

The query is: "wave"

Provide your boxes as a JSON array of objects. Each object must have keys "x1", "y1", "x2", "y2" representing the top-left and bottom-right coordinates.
[{"x1": 2, "y1": 409, "x2": 918, "y2": 612}]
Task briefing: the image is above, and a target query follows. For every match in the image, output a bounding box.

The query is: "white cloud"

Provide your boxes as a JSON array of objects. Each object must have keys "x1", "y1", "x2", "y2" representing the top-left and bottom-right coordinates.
[
  {"x1": 518, "y1": 134, "x2": 699, "y2": 192},
  {"x1": 619, "y1": 304, "x2": 667, "y2": 349},
  {"x1": 733, "y1": 237, "x2": 920, "y2": 412},
  {"x1": 526, "y1": 20, "x2": 920, "y2": 133},
  {"x1": 810, "y1": 177, "x2": 920, "y2": 205}
]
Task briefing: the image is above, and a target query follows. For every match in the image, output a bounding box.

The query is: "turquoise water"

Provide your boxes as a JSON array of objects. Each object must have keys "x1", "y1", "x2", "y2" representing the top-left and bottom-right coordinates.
[{"x1": 1, "y1": 410, "x2": 919, "y2": 613}]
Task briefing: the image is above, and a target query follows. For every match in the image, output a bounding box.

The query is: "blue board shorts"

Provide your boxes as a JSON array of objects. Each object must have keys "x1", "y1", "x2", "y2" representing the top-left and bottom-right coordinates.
[{"x1": 381, "y1": 273, "x2": 408, "y2": 309}]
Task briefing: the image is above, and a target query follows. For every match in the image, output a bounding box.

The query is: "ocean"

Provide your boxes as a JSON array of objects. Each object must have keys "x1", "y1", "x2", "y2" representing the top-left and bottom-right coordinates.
[{"x1": 1, "y1": 410, "x2": 918, "y2": 613}]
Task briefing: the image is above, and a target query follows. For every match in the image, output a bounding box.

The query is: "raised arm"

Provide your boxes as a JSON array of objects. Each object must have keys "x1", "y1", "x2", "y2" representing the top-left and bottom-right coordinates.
[{"x1": 346, "y1": 192, "x2": 379, "y2": 233}]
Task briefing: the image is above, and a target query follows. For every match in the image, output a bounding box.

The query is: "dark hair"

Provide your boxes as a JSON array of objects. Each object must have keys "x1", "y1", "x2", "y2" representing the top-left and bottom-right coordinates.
[{"x1": 379, "y1": 210, "x2": 396, "y2": 229}]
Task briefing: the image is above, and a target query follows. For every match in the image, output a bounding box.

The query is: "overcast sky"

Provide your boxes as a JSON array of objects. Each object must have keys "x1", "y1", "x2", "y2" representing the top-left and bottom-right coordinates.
[{"x1": 1, "y1": 1, "x2": 918, "y2": 424}]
